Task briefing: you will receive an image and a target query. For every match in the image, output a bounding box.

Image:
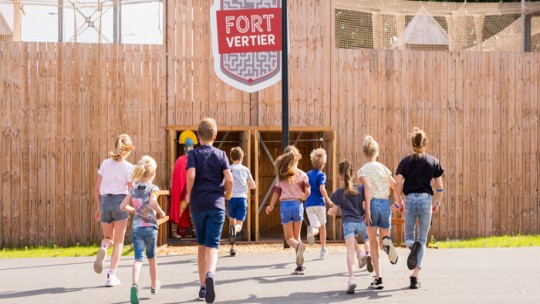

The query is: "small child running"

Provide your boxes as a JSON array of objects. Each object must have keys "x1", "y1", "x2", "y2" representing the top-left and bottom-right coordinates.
[
  {"x1": 328, "y1": 160, "x2": 370, "y2": 294},
  {"x1": 266, "y1": 145, "x2": 310, "y2": 275},
  {"x1": 120, "y1": 155, "x2": 166, "y2": 304},
  {"x1": 305, "y1": 148, "x2": 334, "y2": 259},
  {"x1": 228, "y1": 146, "x2": 256, "y2": 256}
]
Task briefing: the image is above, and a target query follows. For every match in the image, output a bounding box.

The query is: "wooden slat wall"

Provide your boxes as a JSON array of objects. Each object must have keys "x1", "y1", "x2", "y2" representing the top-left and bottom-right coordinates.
[
  {"x1": 2, "y1": 0, "x2": 540, "y2": 246},
  {"x1": 0, "y1": 42, "x2": 166, "y2": 247}
]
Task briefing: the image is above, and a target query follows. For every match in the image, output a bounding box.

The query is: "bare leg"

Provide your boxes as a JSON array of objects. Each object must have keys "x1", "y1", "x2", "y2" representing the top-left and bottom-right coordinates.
[
  {"x1": 109, "y1": 219, "x2": 128, "y2": 272},
  {"x1": 345, "y1": 237, "x2": 357, "y2": 277},
  {"x1": 283, "y1": 223, "x2": 300, "y2": 249},
  {"x1": 197, "y1": 245, "x2": 206, "y2": 286},
  {"x1": 319, "y1": 225, "x2": 327, "y2": 247},
  {"x1": 132, "y1": 260, "x2": 143, "y2": 285},
  {"x1": 148, "y1": 257, "x2": 158, "y2": 288},
  {"x1": 205, "y1": 247, "x2": 219, "y2": 274},
  {"x1": 367, "y1": 226, "x2": 381, "y2": 278}
]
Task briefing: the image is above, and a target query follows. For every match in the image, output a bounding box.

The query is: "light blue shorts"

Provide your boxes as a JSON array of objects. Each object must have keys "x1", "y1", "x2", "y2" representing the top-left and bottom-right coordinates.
[
  {"x1": 280, "y1": 200, "x2": 304, "y2": 224},
  {"x1": 368, "y1": 198, "x2": 392, "y2": 229},
  {"x1": 343, "y1": 221, "x2": 368, "y2": 240}
]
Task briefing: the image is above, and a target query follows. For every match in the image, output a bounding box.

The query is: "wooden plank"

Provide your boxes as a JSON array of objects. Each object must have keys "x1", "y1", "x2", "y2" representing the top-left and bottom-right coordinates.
[
  {"x1": 447, "y1": 51, "x2": 457, "y2": 238},
  {"x1": 10, "y1": 43, "x2": 22, "y2": 247},
  {"x1": 55, "y1": 43, "x2": 65, "y2": 245},
  {"x1": 524, "y1": 53, "x2": 532, "y2": 234},
  {"x1": 134, "y1": 44, "x2": 143, "y2": 155},
  {"x1": 168, "y1": 0, "x2": 177, "y2": 125},
  {"x1": 323, "y1": 0, "x2": 332, "y2": 127},
  {"x1": 19, "y1": 42, "x2": 30, "y2": 246},
  {"x1": 64, "y1": 43, "x2": 74, "y2": 245},
  {"x1": 493, "y1": 52, "x2": 502, "y2": 236},
  {"x1": 485, "y1": 52, "x2": 494, "y2": 237},
  {"x1": 37, "y1": 43, "x2": 48, "y2": 245},
  {"x1": 305, "y1": 0, "x2": 316, "y2": 127},
  {"x1": 27, "y1": 42, "x2": 39, "y2": 245},
  {"x1": 81, "y1": 44, "x2": 92, "y2": 243},
  {"x1": 515, "y1": 52, "x2": 524, "y2": 234},
  {"x1": 476, "y1": 52, "x2": 485, "y2": 238},
  {"x1": 72, "y1": 43, "x2": 82, "y2": 243},
  {"x1": 46, "y1": 43, "x2": 57, "y2": 245},
  {"x1": 142, "y1": 44, "x2": 151, "y2": 156},
  {"x1": 531, "y1": 54, "x2": 539, "y2": 234},
  {"x1": 1, "y1": 42, "x2": 12, "y2": 247},
  {"x1": 455, "y1": 51, "x2": 464, "y2": 238},
  {"x1": 254, "y1": 131, "x2": 260, "y2": 241}
]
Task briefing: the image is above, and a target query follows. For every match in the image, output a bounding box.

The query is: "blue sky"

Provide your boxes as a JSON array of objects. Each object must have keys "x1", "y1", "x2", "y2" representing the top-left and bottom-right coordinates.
[{"x1": 0, "y1": 1, "x2": 163, "y2": 44}]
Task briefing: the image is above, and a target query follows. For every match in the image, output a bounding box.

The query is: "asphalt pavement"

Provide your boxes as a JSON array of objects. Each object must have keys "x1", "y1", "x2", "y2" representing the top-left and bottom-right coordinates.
[{"x1": 1, "y1": 246, "x2": 539, "y2": 303}]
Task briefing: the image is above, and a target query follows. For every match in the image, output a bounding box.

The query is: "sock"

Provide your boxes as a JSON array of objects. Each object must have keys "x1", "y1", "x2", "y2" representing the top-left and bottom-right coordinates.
[
  {"x1": 359, "y1": 251, "x2": 366, "y2": 258},
  {"x1": 235, "y1": 224, "x2": 242, "y2": 233}
]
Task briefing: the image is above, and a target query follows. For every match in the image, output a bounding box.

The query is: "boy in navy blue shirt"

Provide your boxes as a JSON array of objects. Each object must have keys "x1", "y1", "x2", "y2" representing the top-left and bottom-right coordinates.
[{"x1": 186, "y1": 118, "x2": 233, "y2": 303}]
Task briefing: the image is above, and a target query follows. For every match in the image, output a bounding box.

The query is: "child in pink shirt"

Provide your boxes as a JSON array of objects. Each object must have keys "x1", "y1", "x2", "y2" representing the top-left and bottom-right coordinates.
[{"x1": 266, "y1": 145, "x2": 310, "y2": 275}]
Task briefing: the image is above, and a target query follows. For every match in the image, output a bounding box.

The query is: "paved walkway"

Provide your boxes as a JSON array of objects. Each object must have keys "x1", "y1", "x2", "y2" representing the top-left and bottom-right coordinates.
[{"x1": 1, "y1": 247, "x2": 539, "y2": 303}]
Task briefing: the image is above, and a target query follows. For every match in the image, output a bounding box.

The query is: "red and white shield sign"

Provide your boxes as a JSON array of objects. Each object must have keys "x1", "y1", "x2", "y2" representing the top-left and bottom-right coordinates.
[{"x1": 210, "y1": 0, "x2": 284, "y2": 93}]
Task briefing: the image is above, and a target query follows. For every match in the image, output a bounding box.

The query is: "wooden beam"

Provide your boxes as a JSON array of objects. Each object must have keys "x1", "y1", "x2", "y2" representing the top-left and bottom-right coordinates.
[{"x1": 13, "y1": 0, "x2": 21, "y2": 41}]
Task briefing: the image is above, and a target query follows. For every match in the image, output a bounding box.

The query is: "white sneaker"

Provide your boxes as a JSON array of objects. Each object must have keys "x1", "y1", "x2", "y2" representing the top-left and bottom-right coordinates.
[
  {"x1": 94, "y1": 248, "x2": 106, "y2": 274},
  {"x1": 105, "y1": 273, "x2": 121, "y2": 287},
  {"x1": 346, "y1": 277, "x2": 357, "y2": 294},
  {"x1": 320, "y1": 246, "x2": 329, "y2": 259},
  {"x1": 307, "y1": 226, "x2": 315, "y2": 244}
]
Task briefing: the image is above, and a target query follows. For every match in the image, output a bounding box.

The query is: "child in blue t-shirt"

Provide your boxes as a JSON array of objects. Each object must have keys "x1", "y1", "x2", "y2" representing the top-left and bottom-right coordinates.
[
  {"x1": 186, "y1": 118, "x2": 233, "y2": 304},
  {"x1": 305, "y1": 148, "x2": 334, "y2": 259},
  {"x1": 227, "y1": 146, "x2": 256, "y2": 257},
  {"x1": 328, "y1": 160, "x2": 370, "y2": 295},
  {"x1": 120, "y1": 155, "x2": 166, "y2": 303}
]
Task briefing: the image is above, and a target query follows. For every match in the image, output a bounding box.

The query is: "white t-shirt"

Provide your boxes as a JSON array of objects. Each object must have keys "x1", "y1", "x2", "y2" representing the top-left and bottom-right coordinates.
[
  {"x1": 230, "y1": 163, "x2": 254, "y2": 198},
  {"x1": 98, "y1": 158, "x2": 135, "y2": 195}
]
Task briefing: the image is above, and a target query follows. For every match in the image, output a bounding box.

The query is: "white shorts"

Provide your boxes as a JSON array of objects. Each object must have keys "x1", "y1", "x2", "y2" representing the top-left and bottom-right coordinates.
[{"x1": 306, "y1": 206, "x2": 327, "y2": 228}]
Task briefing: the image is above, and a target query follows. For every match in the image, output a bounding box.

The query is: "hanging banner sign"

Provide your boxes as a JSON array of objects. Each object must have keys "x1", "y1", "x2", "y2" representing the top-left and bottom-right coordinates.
[{"x1": 210, "y1": 0, "x2": 284, "y2": 93}]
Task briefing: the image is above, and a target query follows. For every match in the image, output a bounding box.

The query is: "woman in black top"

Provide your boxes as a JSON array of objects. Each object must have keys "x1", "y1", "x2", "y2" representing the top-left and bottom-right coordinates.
[{"x1": 395, "y1": 127, "x2": 444, "y2": 289}]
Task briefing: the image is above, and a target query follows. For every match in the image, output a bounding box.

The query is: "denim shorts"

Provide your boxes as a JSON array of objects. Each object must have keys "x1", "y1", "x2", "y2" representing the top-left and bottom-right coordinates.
[
  {"x1": 368, "y1": 198, "x2": 392, "y2": 229},
  {"x1": 279, "y1": 200, "x2": 304, "y2": 224},
  {"x1": 343, "y1": 221, "x2": 368, "y2": 240},
  {"x1": 132, "y1": 226, "x2": 158, "y2": 261},
  {"x1": 228, "y1": 197, "x2": 248, "y2": 221},
  {"x1": 100, "y1": 194, "x2": 129, "y2": 223},
  {"x1": 192, "y1": 209, "x2": 225, "y2": 249}
]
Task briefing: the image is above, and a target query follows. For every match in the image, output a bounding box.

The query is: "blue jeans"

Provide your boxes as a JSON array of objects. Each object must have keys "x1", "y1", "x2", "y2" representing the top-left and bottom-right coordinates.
[
  {"x1": 404, "y1": 193, "x2": 433, "y2": 269},
  {"x1": 279, "y1": 200, "x2": 304, "y2": 224},
  {"x1": 192, "y1": 209, "x2": 225, "y2": 249},
  {"x1": 369, "y1": 198, "x2": 391, "y2": 229},
  {"x1": 228, "y1": 197, "x2": 248, "y2": 221},
  {"x1": 132, "y1": 226, "x2": 158, "y2": 261}
]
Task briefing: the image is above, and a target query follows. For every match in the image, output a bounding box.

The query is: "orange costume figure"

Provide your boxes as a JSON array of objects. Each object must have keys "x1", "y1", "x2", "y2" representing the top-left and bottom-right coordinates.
[{"x1": 169, "y1": 131, "x2": 197, "y2": 238}]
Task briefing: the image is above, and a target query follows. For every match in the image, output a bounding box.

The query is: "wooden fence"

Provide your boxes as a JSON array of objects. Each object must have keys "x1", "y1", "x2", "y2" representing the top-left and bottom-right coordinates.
[{"x1": 1, "y1": 0, "x2": 539, "y2": 247}]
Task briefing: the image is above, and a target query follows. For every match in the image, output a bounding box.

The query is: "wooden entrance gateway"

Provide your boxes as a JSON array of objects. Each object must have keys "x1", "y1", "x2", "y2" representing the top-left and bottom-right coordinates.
[{"x1": 166, "y1": 126, "x2": 337, "y2": 245}]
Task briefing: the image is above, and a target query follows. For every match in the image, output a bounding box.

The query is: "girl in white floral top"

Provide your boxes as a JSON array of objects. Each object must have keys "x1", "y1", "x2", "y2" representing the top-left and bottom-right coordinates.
[{"x1": 357, "y1": 135, "x2": 399, "y2": 290}]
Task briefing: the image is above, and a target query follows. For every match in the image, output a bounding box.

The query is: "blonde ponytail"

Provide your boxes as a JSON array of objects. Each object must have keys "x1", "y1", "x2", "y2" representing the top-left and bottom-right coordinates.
[
  {"x1": 131, "y1": 155, "x2": 157, "y2": 183},
  {"x1": 110, "y1": 134, "x2": 134, "y2": 161}
]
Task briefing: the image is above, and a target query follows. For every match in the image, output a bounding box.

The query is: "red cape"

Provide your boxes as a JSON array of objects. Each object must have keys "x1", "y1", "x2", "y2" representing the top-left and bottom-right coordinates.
[{"x1": 170, "y1": 154, "x2": 190, "y2": 228}]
